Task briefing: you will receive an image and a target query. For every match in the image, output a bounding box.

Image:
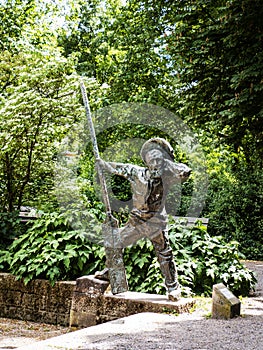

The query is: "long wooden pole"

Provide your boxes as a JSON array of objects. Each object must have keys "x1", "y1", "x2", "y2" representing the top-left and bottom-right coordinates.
[{"x1": 80, "y1": 81, "x2": 128, "y2": 294}]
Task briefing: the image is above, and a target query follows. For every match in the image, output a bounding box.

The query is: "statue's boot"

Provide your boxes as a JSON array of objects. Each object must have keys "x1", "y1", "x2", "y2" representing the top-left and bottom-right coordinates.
[{"x1": 94, "y1": 268, "x2": 110, "y2": 281}]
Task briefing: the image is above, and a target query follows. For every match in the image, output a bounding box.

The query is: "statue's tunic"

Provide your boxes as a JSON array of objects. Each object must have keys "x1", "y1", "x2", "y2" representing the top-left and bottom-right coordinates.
[{"x1": 100, "y1": 160, "x2": 187, "y2": 245}]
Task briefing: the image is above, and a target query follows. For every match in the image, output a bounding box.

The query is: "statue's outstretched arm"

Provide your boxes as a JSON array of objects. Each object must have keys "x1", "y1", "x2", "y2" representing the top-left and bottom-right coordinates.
[
  {"x1": 96, "y1": 159, "x2": 136, "y2": 180},
  {"x1": 164, "y1": 159, "x2": 192, "y2": 183}
]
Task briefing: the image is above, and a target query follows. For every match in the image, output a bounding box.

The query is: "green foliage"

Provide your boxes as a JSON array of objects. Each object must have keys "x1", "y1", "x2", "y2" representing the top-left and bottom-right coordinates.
[
  {"x1": 0, "y1": 0, "x2": 75, "y2": 53},
  {"x1": 170, "y1": 219, "x2": 256, "y2": 296},
  {"x1": 206, "y1": 160, "x2": 263, "y2": 260},
  {"x1": 59, "y1": 0, "x2": 170, "y2": 106},
  {"x1": 125, "y1": 218, "x2": 256, "y2": 297},
  {"x1": 162, "y1": 0, "x2": 263, "y2": 161},
  {"x1": 60, "y1": 0, "x2": 263, "y2": 161},
  {"x1": 0, "y1": 215, "x2": 255, "y2": 296},
  {"x1": 0, "y1": 211, "x2": 22, "y2": 248},
  {"x1": 124, "y1": 239, "x2": 164, "y2": 294},
  {"x1": 0, "y1": 211, "x2": 105, "y2": 285},
  {"x1": 0, "y1": 49, "x2": 82, "y2": 212},
  {"x1": 0, "y1": 0, "x2": 38, "y2": 51}
]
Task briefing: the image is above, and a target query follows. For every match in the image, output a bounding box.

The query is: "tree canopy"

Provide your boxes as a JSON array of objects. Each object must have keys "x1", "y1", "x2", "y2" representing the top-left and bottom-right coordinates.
[
  {"x1": 0, "y1": 50, "x2": 81, "y2": 211},
  {"x1": 59, "y1": 0, "x2": 263, "y2": 162}
]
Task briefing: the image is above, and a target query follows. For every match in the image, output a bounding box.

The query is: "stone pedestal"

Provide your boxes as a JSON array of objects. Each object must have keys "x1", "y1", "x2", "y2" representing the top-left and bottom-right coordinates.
[
  {"x1": 212, "y1": 283, "x2": 241, "y2": 319},
  {"x1": 70, "y1": 275, "x2": 110, "y2": 328},
  {"x1": 70, "y1": 275, "x2": 196, "y2": 329}
]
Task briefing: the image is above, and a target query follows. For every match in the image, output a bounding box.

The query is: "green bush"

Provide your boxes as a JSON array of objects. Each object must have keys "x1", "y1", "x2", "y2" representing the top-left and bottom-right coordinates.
[
  {"x1": 206, "y1": 163, "x2": 263, "y2": 260},
  {"x1": 124, "y1": 239, "x2": 164, "y2": 294},
  {"x1": 0, "y1": 211, "x2": 105, "y2": 285},
  {"x1": 124, "y1": 218, "x2": 256, "y2": 297},
  {"x1": 168, "y1": 218, "x2": 256, "y2": 296},
  {"x1": 0, "y1": 214, "x2": 256, "y2": 296},
  {"x1": 0, "y1": 211, "x2": 23, "y2": 248}
]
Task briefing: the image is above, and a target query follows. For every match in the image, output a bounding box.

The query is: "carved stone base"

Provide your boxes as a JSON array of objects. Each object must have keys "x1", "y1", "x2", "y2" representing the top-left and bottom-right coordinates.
[{"x1": 70, "y1": 275, "x2": 196, "y2": 329}]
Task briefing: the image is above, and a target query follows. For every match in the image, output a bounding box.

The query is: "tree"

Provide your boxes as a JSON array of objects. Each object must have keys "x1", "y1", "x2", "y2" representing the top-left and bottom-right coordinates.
[
  {"x1": 160, "y1": 0, "x2": 263, "y2": 258},
  {"x1": 0, "y1": 49, "x2": 82, "y2": 212},
  {"x1": 62, "y1": 0, "x2": 263, "y2": 162},
  {"x1": 162, "y1": 0, "x2": 263, "y2": 162},
  {"x1": 0, "y1": 0, "x2": 37, "y2": 51},
  {"x1": 0, "y1": 0, "x2": 91, "y2": 212},
  {"x1": 59, "y1": 0, "x2": 173, "y2": 106}
]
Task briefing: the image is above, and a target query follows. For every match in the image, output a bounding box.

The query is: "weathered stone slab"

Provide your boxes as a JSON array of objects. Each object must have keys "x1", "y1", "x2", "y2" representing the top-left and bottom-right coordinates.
[
  {"x1": 70, "y1": 289, "x2": 196, "y2": 329},
  {"x1": 212, "y1": 283, "x2": 241, "y2": 319},
  {"x1": 21, "y1": 293, "x2": 35, "y2": 310},
  {"x1": 0, "y1": 273, "x2": 34, "y2": 293},
  {"x1": 70, "y1": 275, "x2": 110, "y2": 328},
  {"x1": 75, "y1": 275, "x2": 109, "y2": 295}
]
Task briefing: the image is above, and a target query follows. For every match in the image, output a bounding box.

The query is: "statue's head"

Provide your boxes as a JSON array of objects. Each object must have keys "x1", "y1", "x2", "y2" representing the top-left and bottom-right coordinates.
[{"x1": 140, "y1": 138, "x2": 174, "y2": 178}]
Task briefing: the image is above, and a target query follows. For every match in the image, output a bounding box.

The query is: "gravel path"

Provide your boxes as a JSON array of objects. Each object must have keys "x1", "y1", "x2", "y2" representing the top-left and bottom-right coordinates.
[
  {"x1": 87, "y1": 309, "x2": 263, "y2": 350},
  {"x1": 13, "y1": 298, "x2": 263, "y2": 350}
]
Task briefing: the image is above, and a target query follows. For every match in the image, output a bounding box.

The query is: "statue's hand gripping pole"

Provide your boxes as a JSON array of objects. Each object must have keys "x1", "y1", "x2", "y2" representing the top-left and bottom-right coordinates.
[{"x1": 80, "y1": 81, "x2": 128, "y2": 294}]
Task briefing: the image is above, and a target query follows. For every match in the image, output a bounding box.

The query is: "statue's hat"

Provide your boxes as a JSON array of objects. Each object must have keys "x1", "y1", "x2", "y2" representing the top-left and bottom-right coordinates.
[{"x1": 140, "y1": 138, "x2": 174, "y2": 163}]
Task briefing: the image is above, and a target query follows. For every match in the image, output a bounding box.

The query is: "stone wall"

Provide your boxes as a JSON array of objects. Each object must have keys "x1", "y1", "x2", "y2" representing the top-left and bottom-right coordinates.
[
  {"x1": 0, "y1": 273, "x2": 75, "y2": 326},
  {"x1": 0, "y1": 273, "x2": 195, "y2": 329}
]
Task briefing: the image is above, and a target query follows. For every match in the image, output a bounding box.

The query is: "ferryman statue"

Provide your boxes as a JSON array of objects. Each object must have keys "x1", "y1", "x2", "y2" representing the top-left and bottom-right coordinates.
[{"x1": 96, "y1": 137, "x2": 191, "y2": 301}]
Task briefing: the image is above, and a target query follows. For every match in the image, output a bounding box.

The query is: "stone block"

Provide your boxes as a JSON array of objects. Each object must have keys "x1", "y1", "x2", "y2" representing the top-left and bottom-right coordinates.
[
  {"x1": 212, "y1": 283, "x2": 241, "y2": 319},
  {"x1": 71, "y1": 292, "x2": 99, "y2": 315},
  {"x1": 57, "y1": 313, "x2": 70, "y2": 327},
  {"x1": 23, "y1": 310, "x2": 36, "y2": 322},
  {"x1": 33, "y1": 279, "x2": 51, "y2": 296},
  {"x1": 35, "y1": 295, "x2": 47, "y2": 311},
  {"x1": 57, "y1": 301, "x2": 71, "y2": 314},
  {"x1": 0, "y1": 273, "x2": 33, "y2": 293},
  {"x1": 6, "y1": 306, "x2": 23, "y2": 320},
  {"x1": 57, "y1": 281, "x2": 76, "y2": 299},
  {"x1": 36, "y1": 311, "x2": 58, "y2": 325},
  {"x1": 0, "y1": 273, "x2": 15, "y2": 291},
  {"x1": 48, "y1": 295, "x2": 62, "y2": 312},
  {"x1": 6, "y1": 291, "x2": 22, "y2": 306},
  {"x1": 21, "y1": 293, "x2": 35, "y2": 309},
  {"x1": 70, "y1": 309, "x2": 97, "y2": 328},
  {"x1": 75, "y1": 275, "x2": 109, "y2": 295}
]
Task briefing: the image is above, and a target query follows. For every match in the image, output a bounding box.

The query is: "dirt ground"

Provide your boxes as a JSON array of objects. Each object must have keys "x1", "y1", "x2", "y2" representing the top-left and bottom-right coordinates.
[{"x1": 0, "y1": 318, "x2": 70, "y2": 348}]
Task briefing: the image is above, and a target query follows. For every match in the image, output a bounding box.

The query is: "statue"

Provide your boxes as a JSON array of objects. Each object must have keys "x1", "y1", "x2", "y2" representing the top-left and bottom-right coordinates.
[
  {"x1": 96, "y1": 138, "x2": 191, "y2": 301},
  {"x1": 81, "y1": 80, "x2": 191, "y2": 299}
]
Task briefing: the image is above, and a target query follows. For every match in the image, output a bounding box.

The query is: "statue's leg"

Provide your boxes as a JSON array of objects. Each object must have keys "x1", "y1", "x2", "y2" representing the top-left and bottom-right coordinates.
[
  {"x1": 120, "y1": 222, "x2": 145, "y2": 247},
  {"x1": 95, "y1": 220, "x2": 145, "y2": 281},
  {"x1": 151, "y1": 229, "x2": 181, "y2": 301}
]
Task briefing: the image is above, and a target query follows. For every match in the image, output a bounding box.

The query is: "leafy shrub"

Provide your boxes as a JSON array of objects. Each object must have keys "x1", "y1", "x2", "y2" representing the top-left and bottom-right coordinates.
[
  {"x1": 0, "y1": 211, "x2": 23, "y2": 248},
  {"x1": 0, "y1": 211, "x2": 105, "y2": 285},
  {"x1": 0, "y1": 214, "x2": 256, "y2": 296},
  {"x1": 206, "y1": 162, "x2": 263, "y2": 260},
  {"x1": 124, "y1": 239, "x2": 164, "y2": 294},
  {"x1": 124, "y1": 217, "x2": 256, "y2": 297},
  {"x1": 168, "y1": 218, "x2": 256, "y2": 296}
]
